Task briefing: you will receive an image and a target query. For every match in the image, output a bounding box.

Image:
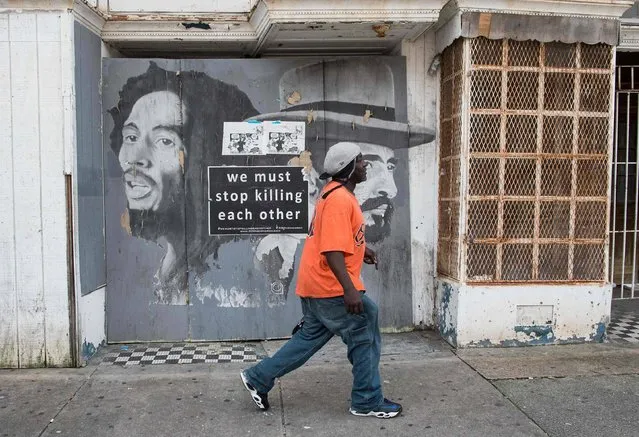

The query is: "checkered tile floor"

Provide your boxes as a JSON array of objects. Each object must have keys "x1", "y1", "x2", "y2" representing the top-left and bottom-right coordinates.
[
  {"x1": 101, "y1": 343, "x2": 263, "y2": 366},
  {"x1": 608, "y1": 311, "x2": 639, "y2": 344}
]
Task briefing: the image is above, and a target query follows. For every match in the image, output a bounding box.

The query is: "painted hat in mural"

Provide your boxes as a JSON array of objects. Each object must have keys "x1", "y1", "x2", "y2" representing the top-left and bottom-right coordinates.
[{"x1": 249, "y1": 58, "x2": 435, "y2": 148}]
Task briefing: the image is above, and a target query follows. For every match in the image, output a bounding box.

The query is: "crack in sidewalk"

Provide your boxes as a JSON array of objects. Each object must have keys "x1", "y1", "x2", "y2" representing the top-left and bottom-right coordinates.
[
  {"x1": 453, "y1": 351, "x2": 551, "y2": 437},
  {"x1": 277, "y1": 379, "x2": 287, "y2": 437},
  {"x1": 37, "y1": 367, "x2": 99, "y2": 437}
]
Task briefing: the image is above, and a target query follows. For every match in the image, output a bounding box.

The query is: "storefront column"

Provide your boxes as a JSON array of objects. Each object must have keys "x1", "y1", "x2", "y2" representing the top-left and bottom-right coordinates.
[{"x1": 434, "y1": 10, "x2": 621, "y2": 346}]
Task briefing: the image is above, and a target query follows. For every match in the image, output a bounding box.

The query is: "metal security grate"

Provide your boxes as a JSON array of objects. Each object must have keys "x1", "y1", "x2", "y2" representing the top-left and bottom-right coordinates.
[
  {"x1": 438, "y1": 38, "x2": 614, "y2": 283},
  {"x1": 611, "y1": 65, "x2": 639, "y2": 299},
  {"x1": 438, "y1": 39, "x2": 464, "y2": 280}
]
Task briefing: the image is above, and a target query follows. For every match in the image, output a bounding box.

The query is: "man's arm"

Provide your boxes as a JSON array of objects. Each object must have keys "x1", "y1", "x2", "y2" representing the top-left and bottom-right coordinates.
[{"x1": 324, "y1": 251, "x2": 363, "y2": 314}]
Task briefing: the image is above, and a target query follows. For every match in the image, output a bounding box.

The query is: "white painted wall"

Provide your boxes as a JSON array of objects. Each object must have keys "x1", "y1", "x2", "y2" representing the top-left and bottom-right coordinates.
[
  {"x1": 457, "y1": 284, "x2": 611, "y2": 346},
  {"x1": 403, "y1": 29, "x2": 439, "y2": 328},
  {"x1": 438, "y1": 281, "x2": 612, "y2": 347},
  {"x1": 0, "y1": 10, "x2": 74, "y2": 367},
  {"x1": 78, "y1": 285, "x2": 104, "y2": 363}
]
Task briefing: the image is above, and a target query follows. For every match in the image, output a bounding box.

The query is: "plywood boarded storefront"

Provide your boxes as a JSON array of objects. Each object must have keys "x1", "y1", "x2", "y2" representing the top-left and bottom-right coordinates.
[{"x1": 103, "y1": 57, "x2": 434, "y2": 341}]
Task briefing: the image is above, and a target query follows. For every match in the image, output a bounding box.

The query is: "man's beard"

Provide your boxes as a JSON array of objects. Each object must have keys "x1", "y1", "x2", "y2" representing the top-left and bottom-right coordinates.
[
  {"x1": 128, "y1": 206, "x2": 185, "y2": 243},
  {"x1": 362, "y1": 201, "x2": 394, "y2": 244}
]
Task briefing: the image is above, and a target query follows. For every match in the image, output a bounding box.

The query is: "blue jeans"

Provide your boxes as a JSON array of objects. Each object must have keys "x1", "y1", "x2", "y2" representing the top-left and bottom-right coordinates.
[{"x1": 244, "y1": 293, "x2": 383, "y2": 410}]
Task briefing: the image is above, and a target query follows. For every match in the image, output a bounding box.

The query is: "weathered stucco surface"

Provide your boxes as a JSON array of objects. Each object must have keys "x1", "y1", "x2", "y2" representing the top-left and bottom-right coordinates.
[{"x1": 440, "y1": 283, "x2": 612, "y2": 348}]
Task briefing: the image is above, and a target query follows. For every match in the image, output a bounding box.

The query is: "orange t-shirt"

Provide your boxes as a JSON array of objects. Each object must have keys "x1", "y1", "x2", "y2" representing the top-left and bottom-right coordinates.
[{"x1": 296, "y1": 181, "x2": 366, "y2": 298}]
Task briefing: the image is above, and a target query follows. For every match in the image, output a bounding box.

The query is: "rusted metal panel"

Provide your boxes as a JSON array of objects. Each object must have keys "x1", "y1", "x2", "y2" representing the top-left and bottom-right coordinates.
[
  {"x1": 461, "y1": 12, "x2": 621, "y2": 46},
  {"x1": 437, "y1": 38, "x2": 464, "y2": 281}
]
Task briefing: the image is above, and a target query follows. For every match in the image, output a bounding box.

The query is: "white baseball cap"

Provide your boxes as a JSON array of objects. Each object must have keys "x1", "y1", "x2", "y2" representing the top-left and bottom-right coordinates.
[{"x1": 319, "y1": 142, "x2": 361, "y2": 180}]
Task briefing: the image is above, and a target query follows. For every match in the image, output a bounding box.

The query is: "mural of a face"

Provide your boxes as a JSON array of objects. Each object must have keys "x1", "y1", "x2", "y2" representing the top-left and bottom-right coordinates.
[
  {"x1": 104, "y1": 58, "x2": 434, "y2": 342},
  {"x1": 354, "y1": 142, "x2": 397, "y2": 243},
  {"x1": 108, "y1": 62, "x2": 260, "y2": 305},
  {"x1": 119, "y1": 91, "x2": 186, "y2": 213}
]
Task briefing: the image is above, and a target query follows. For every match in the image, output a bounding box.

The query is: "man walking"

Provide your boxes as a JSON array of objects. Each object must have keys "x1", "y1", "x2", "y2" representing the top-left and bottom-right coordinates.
[{"x1": 240, "y1": 142, "x2": 402, "y2": 419}]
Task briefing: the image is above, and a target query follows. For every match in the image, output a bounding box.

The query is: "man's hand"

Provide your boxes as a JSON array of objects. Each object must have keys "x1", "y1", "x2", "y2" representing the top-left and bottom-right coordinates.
[
  {"x1": 344, "y1": 288, "x2": 364, "y2": 314},
  {"x1": 324, "y1": 251, "x2": 364, "y2": 314},
  {"x1": 364, "y1": 246, "x2": 378, "y2": 270}
]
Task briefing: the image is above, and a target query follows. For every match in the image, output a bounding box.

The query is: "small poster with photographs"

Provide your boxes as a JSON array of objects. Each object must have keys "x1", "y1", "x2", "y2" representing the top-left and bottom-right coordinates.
[
  {"x1": 264, "y1": 121, "x2": 305, "y2": 155},
  {"x1": 222, "y1": 122, "x2": 264, "y2": 155}
]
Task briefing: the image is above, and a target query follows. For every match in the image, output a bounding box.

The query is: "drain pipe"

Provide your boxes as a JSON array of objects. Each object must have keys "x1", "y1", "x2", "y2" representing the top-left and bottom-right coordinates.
[{"x1": 65, "y1": 174, "x2": 79, "y2": 367}]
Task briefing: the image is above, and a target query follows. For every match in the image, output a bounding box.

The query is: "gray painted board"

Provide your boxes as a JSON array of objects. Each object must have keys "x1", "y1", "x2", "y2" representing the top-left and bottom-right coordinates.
[
  {"x1": 74, "y1": 21, "x2": 106, "y2": 295},
  {"x1": 103, "y1": 58, "x2": 422, "y2": 341}
]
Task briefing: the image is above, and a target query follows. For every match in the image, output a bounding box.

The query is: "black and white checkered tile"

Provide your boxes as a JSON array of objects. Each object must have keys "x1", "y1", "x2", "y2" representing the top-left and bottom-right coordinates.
[
  {"x1": 101, "y1": 343, "x2": 263, "y2": 366},
  {"x1": 608, "y1": 311, "x2": 639, "y2": 344}
]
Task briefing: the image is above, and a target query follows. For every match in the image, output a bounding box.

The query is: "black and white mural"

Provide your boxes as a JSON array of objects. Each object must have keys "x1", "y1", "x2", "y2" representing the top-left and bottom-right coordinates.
[{"x1": 103, "y1": 58, "x2": 435, "y2": 341}]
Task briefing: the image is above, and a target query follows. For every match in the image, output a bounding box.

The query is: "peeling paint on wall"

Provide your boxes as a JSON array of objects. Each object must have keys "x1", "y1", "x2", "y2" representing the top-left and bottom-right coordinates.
[
  {"x1": 513, "y1": 325, "x2": 555, "y2": 345},
  {"x1": 591, "y1": 321, "x2": 606, "y2": 343},
  {"x1": 467, "y1": 339, "x2": 493, "y2": 347},
  {"x1": 372, "y1": 23, "x2": 391, "y2": 38},
  {"x1": 194, "y1": 279, "x2": 261, "y2": 308},
  {"x1": 178, "y1": 149, "x2": 185, "y2": 173},
  {"x1": 436, "y1": 280, "x2": 457, "y2": 347},
  {"x1": 81, "y1": 339, "x2": 97, "y2": 362},
  {"x1": 286, "y1": 90, "x2": 301, "y2": 105},
  {"x1": 453, "y1": 284, "x2": 612, "y2": 348},
  {"x1": 120, "y1": 209, "x2": 131, "y2": 235}
]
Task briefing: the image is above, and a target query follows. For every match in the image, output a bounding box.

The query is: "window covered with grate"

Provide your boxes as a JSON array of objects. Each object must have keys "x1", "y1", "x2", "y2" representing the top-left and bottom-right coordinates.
[{"x1": 438, "y1": 38, "x2": 613, "y2": 283}]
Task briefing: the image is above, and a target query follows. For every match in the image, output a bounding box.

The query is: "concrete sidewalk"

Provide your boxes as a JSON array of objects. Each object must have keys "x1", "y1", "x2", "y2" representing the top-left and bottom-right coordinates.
[{"x1": 1, "y1": 331, "x2": 638, "y2": 437}]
